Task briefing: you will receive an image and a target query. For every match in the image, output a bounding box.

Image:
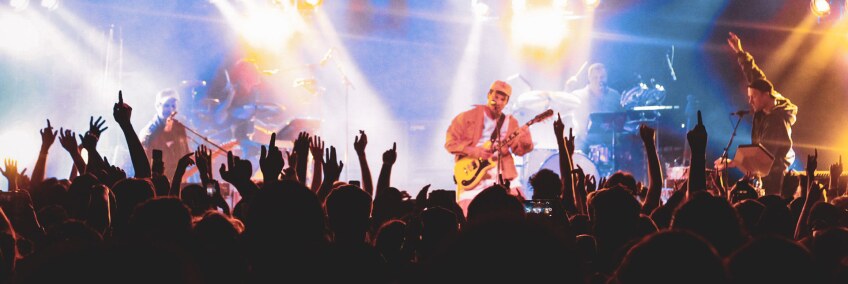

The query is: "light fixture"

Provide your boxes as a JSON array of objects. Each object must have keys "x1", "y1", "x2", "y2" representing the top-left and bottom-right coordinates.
[
  {"x1": 472, "y1": 0, "x2": 489, "y2": 20},
  {"x1": 584, "y1": 0, "x2": 600, "y2": 10},
  {"x1": 811, "y1": 0, "x2": 831, "y2": 17}
]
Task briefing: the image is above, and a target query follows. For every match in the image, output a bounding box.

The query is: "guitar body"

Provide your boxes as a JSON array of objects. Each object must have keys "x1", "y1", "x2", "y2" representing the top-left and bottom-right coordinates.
[
  {"x1": 454, "y1": 156, "x2": 497, "y2": 194},
  {"x1": 451, "y1": 109, "x2": 554, "y2": 197}
]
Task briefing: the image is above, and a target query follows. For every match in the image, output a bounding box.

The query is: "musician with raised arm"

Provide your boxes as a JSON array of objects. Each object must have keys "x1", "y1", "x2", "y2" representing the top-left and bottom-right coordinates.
[
  {"x1": 446, "y1": 80, "x2": 535, "y2": 214},
  {"x1": 718, "y1": 32, "x2": 798, "y2": 197}
]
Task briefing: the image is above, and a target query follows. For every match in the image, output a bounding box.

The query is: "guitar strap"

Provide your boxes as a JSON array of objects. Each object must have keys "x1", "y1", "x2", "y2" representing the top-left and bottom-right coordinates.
[{"x1": 489, "y1": 113, "x2": 506, "y2": 144}]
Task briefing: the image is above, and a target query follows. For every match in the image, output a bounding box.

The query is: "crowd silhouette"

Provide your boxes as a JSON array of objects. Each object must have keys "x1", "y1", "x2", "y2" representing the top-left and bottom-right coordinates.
[{"x1": 0, "y1": 91, "x2": 845, "y2": 283}]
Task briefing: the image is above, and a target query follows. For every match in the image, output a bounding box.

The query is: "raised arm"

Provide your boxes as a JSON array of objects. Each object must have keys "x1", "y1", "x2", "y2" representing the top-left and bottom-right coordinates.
[
  {"x1": 293, "y1": 131, "x2": 311, "y2": 185},
  {"x1": 259, "y1": 133, "x2": 284, "y2": 185},
  {"x1": 687, "y1": 111, "x2": 708, "y2": 197},
  {"x1": 309, "y1": 136, "x2": 324, "y2": 192},
  {"x1": 219, "y1": 151, "x2": 258, "y2": 200},
  {"x1": 376, "y1": 142, "x2": 397, "y2": 198},
  {"x1": 795, "y1": 150, "x2": 821, "y2": 240},
  {"x1": 639, "y1": 124, "x2": 664, "y2": 214},
  {"x1": 727, "y1": 32, "x2": 767, "y2": 83},
  {"x1": 554, "y1": 114, "x2": 578, "y2": 214},
  {"x1": 354, "y1": 130, "x2": 374, "y2": 195},
  {"x1": 58, "y1": 129, "x2": 86, "y2": 177},
  {"x1": 0, "y1": 159, "x2": 21, "y2": 192},
  {"x1": 31, "y1": 120, "x2": 57, "y2": 189},
  {"x1": 318, "y1": 146, "x2": 343, "y2": 202},
  {"x1": 113, "y1": 91, "x2": 151, "y2": 178},
  {"x1": 170, "y1": 153, "x2": 194, "y2": 196}
]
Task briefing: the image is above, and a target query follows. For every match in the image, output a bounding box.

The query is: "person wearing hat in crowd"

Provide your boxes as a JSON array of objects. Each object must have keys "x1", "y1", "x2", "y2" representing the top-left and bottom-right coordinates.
[
  {"x1": 718, "y1": 32, "x2": 798, "y2": 197},
  {"x1": 446, "y1": 80, "x2": 535, "y2": 214}
]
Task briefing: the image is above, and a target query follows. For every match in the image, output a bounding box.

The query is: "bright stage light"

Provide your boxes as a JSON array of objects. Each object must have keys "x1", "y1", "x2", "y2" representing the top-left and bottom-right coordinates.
[
  {"x1": 511, "y1": 9, "x2": 570, "y2": 50},
  {"x1": 304, "y1": 0, "x2": 322, "y2": 6},
  {"x1": 10, "y1": 0, "x2": 29, "y2": 11},
  {"x1": 811, "y1": 0, "x2": 831, "y2": 17},
  {"x1": 41, "y1": 0, "x2": 58, "y2": 11},
  {"x1": 472, "y1": 0, "x2": 489, "y2": 20},
  {"x1": 584, "y1": 0, "x2": 600, "y2": 9}
]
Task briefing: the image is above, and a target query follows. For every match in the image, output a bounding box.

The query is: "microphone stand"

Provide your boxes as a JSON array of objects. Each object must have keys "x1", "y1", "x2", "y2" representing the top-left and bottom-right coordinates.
[
  {"x1": 327, "y1": 49, "x2": 355, "y2": 179},
  {"x1": 171, "y1": 115, "x2": 226, "y2": 152},
  {"x1": 719, "y1": 113, "x2": 745, "y2": 190}
]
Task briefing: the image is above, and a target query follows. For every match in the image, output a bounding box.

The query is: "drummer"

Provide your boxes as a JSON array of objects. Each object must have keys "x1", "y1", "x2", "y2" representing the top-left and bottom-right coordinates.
[{"x1": 568, "y1": 63, "x2": 622, "y2": 148}]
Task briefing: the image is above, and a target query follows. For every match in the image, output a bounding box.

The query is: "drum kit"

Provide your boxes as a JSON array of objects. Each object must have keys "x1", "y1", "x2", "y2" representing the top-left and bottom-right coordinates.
[{"x1": 513, "y1": 75, "x2": 672, "y2": 194}]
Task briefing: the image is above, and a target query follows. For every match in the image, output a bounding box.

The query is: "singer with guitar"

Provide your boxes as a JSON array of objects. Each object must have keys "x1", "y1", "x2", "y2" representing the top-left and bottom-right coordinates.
[
  {"x1": 141, "y1": 89, "x2": 191, "y2": 181},
  {"x1": 716, "y1": 32, "x2": 798, "y2": 197},
  {"x1": 446, "y1": 80, "x2": 537, "y2": 214}
]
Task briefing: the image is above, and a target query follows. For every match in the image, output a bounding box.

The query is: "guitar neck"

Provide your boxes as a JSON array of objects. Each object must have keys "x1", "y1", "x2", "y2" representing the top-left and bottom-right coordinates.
[{"x1": 491, "y1": 119, "x2": 534, "y2": 153}]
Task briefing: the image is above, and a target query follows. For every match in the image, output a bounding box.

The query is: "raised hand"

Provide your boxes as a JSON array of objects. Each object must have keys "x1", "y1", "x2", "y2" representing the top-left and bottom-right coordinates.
[
  {"x1": 113, "y1": 91, "x2": 133, "y2": 126},
  {"x1": 565, "y1": 128, "x2": 575, "y2": 156},
  {"x1": 639, "y1": 123, "x2": 656, "y2": 144},
  {"x1": 259, "y1": 132, "x2": 284, "y2": 183},
  {"x1": 586, "y1": 174, "x2": 597, "y2": 193},
  {"x1": 727, "y1": 32, "x2": 743, "y2": 53},
  {"x1": 1, "y1": 159, "x2": 20, "y2": 191},
  {"x1": 687, "y1": 111, "x2": 707, "y2": 153},
  {"x1": 829, "y1": 155, "x2": 842, "y2": 181},
  {"x1": 323, "y1": 146, "x2": 344, "y2": 181},
  {"x1": 383, "y1": 142, "x2": 398, "y2": 166},
  {"x1": 283, "y1": 150, "x2": 298, "y2": 181},
  {"x1": 310, "y1": 136, "x2": 325, "y2": 162},
  {"x1": 195, "y1": 145, "x2": 213, "y2": 184},
  {"x1": 806, "y1": 149, "x2": 818, "y2": 186},
  {"x1": 354, "y1": 130, "x2": 368, "y2": 155},
  {"x1": 177, "y1": 152, "x2": 195, "y2": 171},
  {"x1": 553, "y1": 112, "x2": 565, "y2": 140},
  {"x1": 78, "y1": 131, "x2": 99, "y2": 150},
  {"x1": 220, "y1": 151, "x2": 253, "y2": 185},
  {"x1": 40, "y1": 119, "x2": 58, "y2": 149},
  {"x1": 58, "y1": 129, "x2": 78, "y2": 152},
  {"x1": 294, "y1": 131, "x2": 310, "y2": 156},
  {"x1": 88, "y1": 116, "x2": 108, "y2": 138}
]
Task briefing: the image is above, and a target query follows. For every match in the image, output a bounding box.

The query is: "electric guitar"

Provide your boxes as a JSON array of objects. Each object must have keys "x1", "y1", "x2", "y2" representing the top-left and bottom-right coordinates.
[{"x1": 453, "y1": 109, "x2": 554, "y2": 192}]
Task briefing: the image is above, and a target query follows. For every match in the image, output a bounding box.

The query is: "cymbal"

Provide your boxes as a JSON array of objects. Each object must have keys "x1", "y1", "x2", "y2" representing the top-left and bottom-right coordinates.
[{"x1": 513, "y1": 90, "x2": 582, "y2": 114}]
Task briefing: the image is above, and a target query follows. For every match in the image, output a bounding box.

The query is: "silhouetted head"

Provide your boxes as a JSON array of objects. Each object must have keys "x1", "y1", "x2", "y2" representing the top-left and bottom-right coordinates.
[
  {"x1": 672, "y1": 194, "x2": 746, "y2": 256},
  {"x1": 128, "y1": 197, "x2": 192, "y2": 244},
  {"x1": 612, "y1": 230, "x2": 726, "y2": 284},
  {"x1": 529, "y1": 169, "x2": 562, "y2": 200},
  {"x1": 727, "y1": 236, "x2": 816, "y2": 284},
  {"x1": 466, "y1": 184, "x2": 524, "y2": 224},
  {"x1": 180, "y1": 184, "x2": 214, "y2": 216},
  {"x1": 733, "y1": 199, "x2": 765, "y2": 236},
  {"x1": 325, "y1": 184, "x2": 372, "y2": 242},
  {"x1": 606, "y1": 171, "x2": 638, "y2": 195}
]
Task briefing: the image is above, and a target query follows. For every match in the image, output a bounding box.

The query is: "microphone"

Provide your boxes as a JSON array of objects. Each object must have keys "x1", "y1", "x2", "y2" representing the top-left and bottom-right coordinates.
[
  {"x1": 730, "y1": 110, "x2": 750, "y2": 116},
  {"x1": 319, "y1": 48, "x2": 334, "y2": 66}
]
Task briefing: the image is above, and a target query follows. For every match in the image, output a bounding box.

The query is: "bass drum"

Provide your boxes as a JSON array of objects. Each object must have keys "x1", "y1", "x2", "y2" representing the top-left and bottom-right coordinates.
[
  {"x1": 538, "y1": 152, "x2": 600, "y2": 180},
  {"x1": 521, "y1": 151, "x2": 599, "y2": 198}
]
